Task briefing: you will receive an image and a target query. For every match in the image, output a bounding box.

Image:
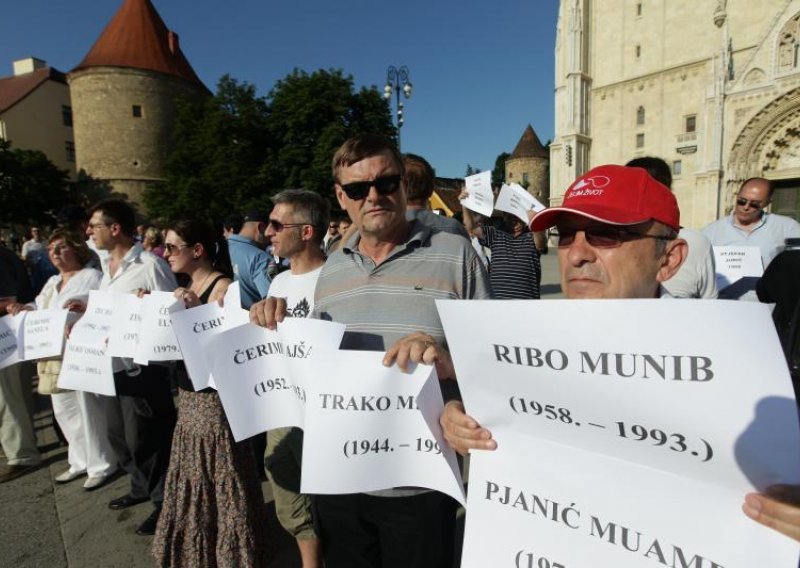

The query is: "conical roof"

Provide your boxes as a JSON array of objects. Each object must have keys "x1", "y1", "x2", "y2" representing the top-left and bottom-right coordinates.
[
  {"x1": 510, "y1": 125, "x2": 549, "y2": 159},
  {"x1": 71, "y1": 0, "x2": 205, "y2": 88}
]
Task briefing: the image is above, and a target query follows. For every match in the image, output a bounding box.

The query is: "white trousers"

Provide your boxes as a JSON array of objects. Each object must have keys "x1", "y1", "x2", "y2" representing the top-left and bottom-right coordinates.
[{"x1": 51, "y1": 391, "x2": 117, "y2": 477}]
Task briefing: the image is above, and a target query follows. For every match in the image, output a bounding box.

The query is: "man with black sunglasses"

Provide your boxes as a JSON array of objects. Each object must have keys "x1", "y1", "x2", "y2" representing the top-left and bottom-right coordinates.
[
  {"x1": 702, "y1": 178, "x2": 800, "y2": 299},
  {"x1": 250, "y1": 134, "x2": 491, "y2": 568}
]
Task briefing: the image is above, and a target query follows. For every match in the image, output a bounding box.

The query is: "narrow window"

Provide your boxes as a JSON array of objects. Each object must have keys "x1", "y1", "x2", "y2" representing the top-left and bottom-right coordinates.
[
  {"x1": 636, "y1": 3, "x2": 642, "y2": 16},
  {"x1": 132, "y1": 105, "x2": 143, "y2": 118},
  {"x1": 636, "y1": 133, "x2": 645, "y2": 148},
  {"x1": 522, "y1": 172, "x2": 529, "y2": 184},
  {"x1": 685, "y1": 115, "x2": 696, "y2": 133},
  {"x1": 61, "y1": 105, "x2": 73, "y2": 127},
  {"x1": 672, "y1": 160, "x2": 682, "y2": 175},
  {"x1": 636, "y1": 45, "x2": 641, "y2": 58},
  {"x1": 636, "y1": 106, "x2": 645, "y2": 125},
  {"x1": 65, "y1": 141, "x2": 75, "y2": 162}
]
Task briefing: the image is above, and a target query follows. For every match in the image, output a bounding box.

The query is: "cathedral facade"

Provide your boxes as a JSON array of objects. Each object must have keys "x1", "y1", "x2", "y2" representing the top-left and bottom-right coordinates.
[{"x1": 551, "y1": 0, "x2": 800, "y2": 228}]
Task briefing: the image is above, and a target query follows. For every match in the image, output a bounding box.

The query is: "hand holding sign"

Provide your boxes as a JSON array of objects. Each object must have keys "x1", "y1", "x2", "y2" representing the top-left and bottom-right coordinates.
[
  {"x1": 460, "y1": 171, "x2": 494, "y2": 217},
  {"x1": 494, "y1": 183, "x2": 546, "y2": 224}
]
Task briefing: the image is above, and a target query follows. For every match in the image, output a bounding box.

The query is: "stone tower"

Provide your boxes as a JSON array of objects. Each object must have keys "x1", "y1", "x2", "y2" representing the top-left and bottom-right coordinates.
[
  {"x1": 505, "y1": 124, "x2": 550, "y2": 205},
  {"x1": 68, "y1": 0, "x2": 207, "y2": 210}
]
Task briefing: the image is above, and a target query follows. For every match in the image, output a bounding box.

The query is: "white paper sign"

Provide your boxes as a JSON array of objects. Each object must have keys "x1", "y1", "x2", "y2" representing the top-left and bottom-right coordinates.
[
  {"x1": 172, "y1": 301, "x2": 229, "y2": 390},
  {"x1": 58, "y1": 341, "x2": 115, "y2": 396},
  {"x1": 22, "y1": 309, "x2": 70, "y2": 360},
  {"x1": 495, "y1": 183, "x2": 547, "y2": 224},
  {"x1": 437, "y1": 299, "x2": 800, "y2": 568},
  {"x1": 106, "y1": 293, "x2": 143, "y2": 358},
  {"x1": 713, "y1": 245, "x2": 764, "y2": 290},
  {"x1": 210, "y1": 318, "x2": 346, "y2": 440},
  {"x1": 0, "y1": 313, "x2": 25, "y2": 370},
  {"x1": 133, "y1": 291, "x2": 184, "y2": 364},
  {"x1": 222, "y1": 282, "x2": 250, "y2": 328},
  {"x1": 223, "y1": 281, "x2": 247, "y2": 316},
  {"x1": 58, "y1": 291, "x2": 117, "y2": 395},
  {"x1": 68, "y1": 290, "x2": 115, "y2": 343},
  {"x1": 461, "y1": 170, "x2": 495, "y2": 217},
  {"x1": 301, "y1": 351, "x2": 465, "y2": 505}
]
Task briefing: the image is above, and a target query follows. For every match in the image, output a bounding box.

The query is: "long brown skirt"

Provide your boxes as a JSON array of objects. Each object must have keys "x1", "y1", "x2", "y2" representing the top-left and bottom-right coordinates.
[{"x1": 152, "y1": 389, "x2": 272, "y2": 567}]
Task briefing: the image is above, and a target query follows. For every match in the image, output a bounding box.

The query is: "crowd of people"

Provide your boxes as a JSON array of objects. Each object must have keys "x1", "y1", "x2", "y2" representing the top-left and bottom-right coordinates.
[{"x1": 1, "y1": 133, "x2": 800, "y2": 566}]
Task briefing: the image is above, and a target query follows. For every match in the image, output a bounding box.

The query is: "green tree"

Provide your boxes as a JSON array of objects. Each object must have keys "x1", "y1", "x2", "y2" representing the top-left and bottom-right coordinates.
[
  {"x1": 152, "y1": 70, "x2": 394, "y2": 221},
  {"x1": 262, "y1": 69, "x2": 394, "y2": 197},
  {"x1": 0, "y1": 140, "x2": 70, "y2": 226},
  {"x1": 146, "y1": 75, "x2": 272, "y2": 222},
  {"x1": 492, "y1": 152, "x2": 510, "y2": 187}
]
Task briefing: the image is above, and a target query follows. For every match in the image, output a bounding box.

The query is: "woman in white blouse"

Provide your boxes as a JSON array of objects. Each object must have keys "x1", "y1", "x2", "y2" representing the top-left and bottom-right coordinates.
[{"x1": 8, "y1": 229, "x2": 117, "y2": 489}]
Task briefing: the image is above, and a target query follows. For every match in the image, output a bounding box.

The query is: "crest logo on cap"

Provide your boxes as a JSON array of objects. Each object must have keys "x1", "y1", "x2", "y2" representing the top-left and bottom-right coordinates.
[
  {"x1": 568, "y1": 175, "x2": 610, "y2": 198},
  {"x1": 573, "y1": 175, "x2": 610, "y2": 191}
]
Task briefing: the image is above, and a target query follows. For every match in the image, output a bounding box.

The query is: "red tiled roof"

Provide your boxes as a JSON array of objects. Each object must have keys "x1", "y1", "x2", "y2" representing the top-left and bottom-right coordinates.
[
  {"x1": 0, "y1": 67, "x2": 67, "y2": 113},
  {"x1": 510, "y1": 124, "x2": 549, "y2": 159},
  {"x1": 71, "y1": 0, "x2": 205, "y2": 89},
  {"x1": 433, "y1": 178, "x2": 465, "y2": 214}
]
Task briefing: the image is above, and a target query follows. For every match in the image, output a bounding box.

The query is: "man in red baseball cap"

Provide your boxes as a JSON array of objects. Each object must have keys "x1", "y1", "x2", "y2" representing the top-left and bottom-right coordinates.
[
  {"x1": 528, "y1": 163, "x2": 687, "y2": 299},
  {"x1": 443, "y1": 164, "x2": 688, "y2": 452}
]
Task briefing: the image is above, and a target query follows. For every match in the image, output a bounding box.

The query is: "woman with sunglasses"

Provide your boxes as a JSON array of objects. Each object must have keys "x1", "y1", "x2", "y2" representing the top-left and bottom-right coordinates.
[
  {"x1": 7, "y1": 230, "x2": 117, "y2": 489},
  {"x1": 152, "y1": 219, "x2": 271, "y2": 567}
]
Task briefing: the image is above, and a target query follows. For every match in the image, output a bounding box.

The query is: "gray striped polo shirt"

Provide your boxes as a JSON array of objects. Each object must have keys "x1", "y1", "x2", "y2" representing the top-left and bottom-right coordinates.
[{"x1": 312, "y1": 220, "x2": 492, "y2": 498}]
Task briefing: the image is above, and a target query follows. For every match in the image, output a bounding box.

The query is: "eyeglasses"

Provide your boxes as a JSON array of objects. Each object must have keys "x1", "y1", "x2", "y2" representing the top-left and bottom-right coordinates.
[
  {"x1": 163, "y1": 243, "x2": 191, "y2": 254},
  {"x1": 87, "y1": 222, "x2": 110, "y2": 230},
  {"x1": 339, "y1": 174, "x2": 402, "y2": 201},
  {"x1": 736, "y1": 197, "x2": 764, "y2": 210},
  {"x1": 267, "y1": 220, "x2": 309, "y2": 232},
  {"x1": 556, "y1": 227, "x2": 674, "y2": 248}
]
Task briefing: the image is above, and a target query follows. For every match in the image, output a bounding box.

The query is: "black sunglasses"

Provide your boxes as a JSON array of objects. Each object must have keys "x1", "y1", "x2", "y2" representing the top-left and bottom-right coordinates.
[
  {"x1": 736, "y1": 197, "x2": 764, "y2": 210},
  {"x1": 557, "y1": 227, "x2": 673, "y2": 248},
  {"x1": 340, "y1": 174, "x2": 402, "y2": 200},
  {"x1": 267, "y1": 220, "x2": 308, "y2": 232}
]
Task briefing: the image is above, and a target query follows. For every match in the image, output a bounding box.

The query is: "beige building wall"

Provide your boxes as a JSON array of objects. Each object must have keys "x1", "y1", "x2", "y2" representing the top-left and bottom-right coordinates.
[
  {"x1": 0, "y1": 78, "x2": 76, "y2": 177},
  {"x1": 506, "y1": 157, "x2": 549, "y2": 203},
  {"x1": 69, "y1": 67, "x2": 202, "y2": 206},
  {"x1": 552, "y1": 0, "x2": 800, "y2": 229}
]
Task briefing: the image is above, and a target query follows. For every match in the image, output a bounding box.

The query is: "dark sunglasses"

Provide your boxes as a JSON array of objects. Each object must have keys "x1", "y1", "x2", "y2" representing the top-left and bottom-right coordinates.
[
  {"x1": 340, "y1": 174, "x2": 402, "y2": 200},
  {"x1": 736, "y1": 197, "x2": 764, "y2": 210},
  {"x1": 163, "y1": 243, "x2": 191, "y2": 254},
  {"x1": 557, "y1": 227, "x2": 673, "y2": 248},
  {"x1": 267, "y1": 220, "x2": 308, "y2": 232}
]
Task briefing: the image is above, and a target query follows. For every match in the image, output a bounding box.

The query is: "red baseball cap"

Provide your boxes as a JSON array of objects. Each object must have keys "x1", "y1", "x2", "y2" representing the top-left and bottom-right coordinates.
[{"x1": 530, "y1": 164, "x2": 680, "y2": 232}]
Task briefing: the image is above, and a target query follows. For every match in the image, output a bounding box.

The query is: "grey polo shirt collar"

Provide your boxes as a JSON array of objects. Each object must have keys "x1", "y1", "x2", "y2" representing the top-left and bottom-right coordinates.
[{"x1": 341, "y1": 220, "x2": 432, "y2": 267}]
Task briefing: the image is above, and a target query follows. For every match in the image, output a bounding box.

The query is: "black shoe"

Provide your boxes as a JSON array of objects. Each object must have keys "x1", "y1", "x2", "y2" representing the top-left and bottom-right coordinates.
[
  {"x1": 135, "y1": 507, "x2": 161, "y2": 536},
  {"x1": 108, "y1": 494, "x2": 148, "y2": 510}
]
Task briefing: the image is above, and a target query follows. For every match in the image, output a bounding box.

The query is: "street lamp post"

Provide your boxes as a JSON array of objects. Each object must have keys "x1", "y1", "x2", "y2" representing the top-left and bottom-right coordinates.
[{"x1": 383, "y1": 65, "x2": 412, "y2": 150}]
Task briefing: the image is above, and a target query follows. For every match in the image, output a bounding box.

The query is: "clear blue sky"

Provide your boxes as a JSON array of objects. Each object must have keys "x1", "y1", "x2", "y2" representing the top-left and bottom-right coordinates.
[{"x1": 2, "y1": 0, "x2": 558, "y2": 179}]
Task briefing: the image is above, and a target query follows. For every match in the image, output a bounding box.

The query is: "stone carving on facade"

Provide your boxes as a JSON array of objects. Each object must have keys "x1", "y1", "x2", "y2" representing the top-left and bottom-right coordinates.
[
  {"x1": 778, "y1": 13, "x2": 800, "y2": 72},
  {"x1": 713, "y1": 0, "x2": 727, "y2": 28},
  {"x1": 743, "y1": 68, "x2": 767, "y2": 86}
]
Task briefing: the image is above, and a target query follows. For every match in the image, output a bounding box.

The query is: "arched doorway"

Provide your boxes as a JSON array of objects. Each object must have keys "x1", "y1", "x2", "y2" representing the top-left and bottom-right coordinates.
[{"x1": 727, "y1": 86, "x2": 800, "y2": 221}]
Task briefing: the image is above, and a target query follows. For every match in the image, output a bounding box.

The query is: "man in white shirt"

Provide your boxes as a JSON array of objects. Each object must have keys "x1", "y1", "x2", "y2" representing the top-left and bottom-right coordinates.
[
  {"x1": 83, "y1": 199, "x2": 177, "y2": 536},
  {"x1": 702, "y1": 177, "x2": 800, "y2": 299},
  {"x1": 20, "y1": 227, "x2": 44, "y2": 262},
  {"x1": 259, "y1": 189, "x2": 328, "y2": 568}
]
